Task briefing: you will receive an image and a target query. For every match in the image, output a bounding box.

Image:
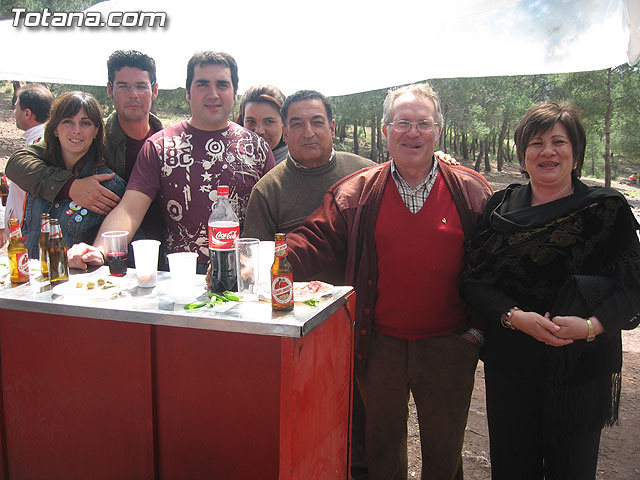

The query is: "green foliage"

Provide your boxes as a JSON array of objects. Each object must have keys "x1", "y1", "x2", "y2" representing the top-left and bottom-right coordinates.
[{"x1": 330, "y1": 66, "x2": 639, "y2": 180}]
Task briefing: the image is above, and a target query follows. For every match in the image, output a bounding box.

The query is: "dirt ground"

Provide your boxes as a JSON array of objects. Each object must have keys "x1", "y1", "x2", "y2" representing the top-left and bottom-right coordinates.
[{"x1": 0, "y1": 91, "x2": 639, "y2": 479}]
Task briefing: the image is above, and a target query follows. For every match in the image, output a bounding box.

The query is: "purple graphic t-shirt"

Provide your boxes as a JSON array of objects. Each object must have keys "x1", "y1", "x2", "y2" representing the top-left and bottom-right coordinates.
[{"x1": 127, "y1": 121, "x2": 275, "y2": 264}]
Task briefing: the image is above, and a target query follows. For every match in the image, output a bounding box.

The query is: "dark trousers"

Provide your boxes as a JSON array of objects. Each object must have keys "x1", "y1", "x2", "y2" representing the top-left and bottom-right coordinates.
[
  {"x1": 356, "y1": 330, "x2": 478, "y2": 480},
  {"x1": 485, "y1": 366, "x2": 602, "y2": 480},
  {"x1": 351, "y1": 379, "x2": 368, "y2": 480}
]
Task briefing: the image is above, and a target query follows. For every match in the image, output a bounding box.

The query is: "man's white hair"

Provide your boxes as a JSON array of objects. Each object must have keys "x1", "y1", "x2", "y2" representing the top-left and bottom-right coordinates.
[{"x1": 382, "y1": 82, "x2": 444, "y2": 133}]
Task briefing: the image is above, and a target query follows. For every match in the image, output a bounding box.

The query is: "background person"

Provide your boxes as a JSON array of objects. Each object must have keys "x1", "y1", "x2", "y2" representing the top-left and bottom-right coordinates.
[
  {"x1": 461, "y1": 102, "x2": 640, "y2": 479},
  {"x1": 236, "y1": 85, "x2": 288, "y2": 163},
  {"x1": 3, "y1": 84, "x2": 54, "y2": 242},
  {"x1": 15, "y1": 92, "x2": 125, "y2": 255}
]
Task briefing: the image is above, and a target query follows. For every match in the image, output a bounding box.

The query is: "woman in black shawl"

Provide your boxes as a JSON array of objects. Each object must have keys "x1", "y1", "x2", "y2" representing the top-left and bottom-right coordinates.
[{"x1": 461, "y1": 102, "x2": 640, "y2": 479}]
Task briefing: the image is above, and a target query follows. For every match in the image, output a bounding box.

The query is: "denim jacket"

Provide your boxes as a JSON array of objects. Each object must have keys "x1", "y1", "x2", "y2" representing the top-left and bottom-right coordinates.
[{"x1": 24, "y1": 167, "x2": 126, "y2": 258}]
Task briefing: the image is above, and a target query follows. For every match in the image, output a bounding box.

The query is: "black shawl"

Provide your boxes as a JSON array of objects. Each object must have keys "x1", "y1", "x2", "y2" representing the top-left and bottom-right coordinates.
[{"x1": 461, "y1": 180, "x2": 640, "y2": 434}]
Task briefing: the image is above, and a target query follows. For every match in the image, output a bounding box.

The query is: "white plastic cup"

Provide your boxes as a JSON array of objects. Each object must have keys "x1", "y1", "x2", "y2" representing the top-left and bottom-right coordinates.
[
  {"x1": 132, "y1": 240, "x2": 161, "y2": 288},
  {"x1": 167, "y1": 252, "x2": 198, "y2": 304},
  {"x1": 235, "y1": 238, "x2": 259, "y2": 301}
]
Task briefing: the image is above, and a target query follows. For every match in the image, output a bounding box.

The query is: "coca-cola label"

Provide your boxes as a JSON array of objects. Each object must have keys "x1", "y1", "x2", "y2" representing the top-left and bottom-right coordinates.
[
  {"x1": 16, "y1": 251, "x2": 29, "y2": 279},
  {"x1": 271, "y1": 274, "x2": 293, "y2": 304},
  {"x1": 208, "y1": 222, "x2": 239, "y2": 251}
]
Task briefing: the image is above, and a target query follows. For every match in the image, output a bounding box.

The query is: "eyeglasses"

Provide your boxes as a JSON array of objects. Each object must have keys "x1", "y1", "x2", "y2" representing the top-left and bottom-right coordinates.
[
  {"x1": 388, "y1": 120, "x2": 439, "y2": 133},
  {"x1": 111, "y1": 82, "x2": 154, "y2": 93}
]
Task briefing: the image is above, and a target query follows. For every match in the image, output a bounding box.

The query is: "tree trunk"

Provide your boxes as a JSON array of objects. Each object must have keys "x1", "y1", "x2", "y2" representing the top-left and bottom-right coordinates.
[
  {"x1": 462, "y1": 133, "x2": 469, "y2": 161},
  {"x1": 377, "y1": 120, "x2": 383, "y2": 163},
  {"x1": 604, "y1": 68, "x2": 612, "y2": 187},
  {"x1": 339, "y1": 124, "x2": 346, "y2": 143},
  {"x1": 474, "y1": 139, "x2": 482, "y2": 171},
  {"x1": 483, "y1": 137, "x2": 491, "y2": 172},
  {"x1": 496, "y1": 117, "x2": 508, "y2": 171},
  {"x1": 441, "y1": 123, "x2": 446, "y2": 152},
  {"x1": 370, "y1": 115, "x2": 377, "y2": 162},
  {"x1": 353, "y1": 121, "x2": 359, "y2": 155},
  {"x1": 12, "y1": 80, "x2": 24, "y2": 106}
]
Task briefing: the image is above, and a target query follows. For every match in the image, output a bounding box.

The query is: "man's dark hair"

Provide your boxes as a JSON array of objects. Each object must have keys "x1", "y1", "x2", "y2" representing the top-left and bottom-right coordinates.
[
  {"x1": 16, "y1": 84, "x2": 54, "y2": 123},
  {"x1": 281, "y1": 90, "x2": 333, "y2": 125},
  {"x1": 185, "y1": 51, "x2": 238, "y2": 95},
  {"x1": 107, "y1": 50, "x2": 157, "y2": 85}
]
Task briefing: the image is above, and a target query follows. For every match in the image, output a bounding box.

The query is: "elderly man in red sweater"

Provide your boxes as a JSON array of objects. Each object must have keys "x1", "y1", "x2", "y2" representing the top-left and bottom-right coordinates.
[{"x1": 286, "y1": 82, "x2": 492, "y2": 480}]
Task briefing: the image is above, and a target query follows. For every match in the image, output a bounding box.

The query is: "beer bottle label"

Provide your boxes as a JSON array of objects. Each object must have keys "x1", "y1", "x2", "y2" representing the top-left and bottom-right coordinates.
[
  {"x1": 274, "y1": 243, "x2": 287, "y2": 257},
  {"x1": 16, "y1": 251, "x2": 29, "y2": 279},
  {"x1": 271, "y1": 273, "x2": 294, "y2": 305},
  {"x1": 208, "y1": 222, "x2": 239, "y2": 251},
  {"x1": 9, "y1": 225, "x2": 22, "y2": 240}
]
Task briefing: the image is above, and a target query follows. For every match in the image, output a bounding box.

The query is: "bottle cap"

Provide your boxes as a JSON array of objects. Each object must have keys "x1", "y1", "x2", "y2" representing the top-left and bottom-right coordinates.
[{"x1": 217, "y1": 185, "x2": 230, "y2": 196}]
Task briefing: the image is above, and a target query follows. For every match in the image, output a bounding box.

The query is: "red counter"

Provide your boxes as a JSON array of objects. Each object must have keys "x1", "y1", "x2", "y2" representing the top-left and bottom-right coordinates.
[{"x1": 0, "y1": 272, "x2": 355, "y2": 479}]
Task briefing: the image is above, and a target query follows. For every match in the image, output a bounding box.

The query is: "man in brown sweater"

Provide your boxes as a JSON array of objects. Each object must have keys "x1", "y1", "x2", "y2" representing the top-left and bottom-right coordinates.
[{"x1": 242, "y1": 89, "x2": 374, "y2": 241}]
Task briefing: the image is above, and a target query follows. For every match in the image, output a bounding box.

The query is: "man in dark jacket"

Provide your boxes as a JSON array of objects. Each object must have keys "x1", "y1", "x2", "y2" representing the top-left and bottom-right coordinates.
[{"x1": 286, "y1": 82, "x2": 492, "y2": 480}]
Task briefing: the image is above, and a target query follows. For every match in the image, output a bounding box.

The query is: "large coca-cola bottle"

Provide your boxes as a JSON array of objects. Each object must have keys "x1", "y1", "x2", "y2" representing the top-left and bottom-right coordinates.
[{"x1": 207, "y1": 185, "x2": 239, "y2": 292}]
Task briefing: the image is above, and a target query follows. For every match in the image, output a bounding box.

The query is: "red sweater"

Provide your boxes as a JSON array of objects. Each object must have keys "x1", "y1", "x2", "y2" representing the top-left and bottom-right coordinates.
[{"x1": 373, "y1": 175, "x2": 468, "y2": 340}]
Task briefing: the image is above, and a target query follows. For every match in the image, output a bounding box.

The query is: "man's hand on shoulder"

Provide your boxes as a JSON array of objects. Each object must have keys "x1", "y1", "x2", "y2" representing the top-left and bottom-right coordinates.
[
  {"x1": 67, "y1": 242, "x2": 105, "y2": 270},
  {"x1": 69, "y1": 174, "x2": 121, "y2": 215},
  {"x1": 435, "y1": 150, "x2": 459, "y2": 166}
]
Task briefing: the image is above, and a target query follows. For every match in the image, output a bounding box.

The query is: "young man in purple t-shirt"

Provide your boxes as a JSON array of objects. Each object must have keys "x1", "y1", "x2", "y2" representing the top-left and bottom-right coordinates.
[{"x1": 68, "y1": 51, "x2": 275, "y2": 271}]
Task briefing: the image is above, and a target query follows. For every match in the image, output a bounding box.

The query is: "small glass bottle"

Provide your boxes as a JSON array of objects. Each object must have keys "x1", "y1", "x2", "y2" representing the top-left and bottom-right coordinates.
[
  {"x1": 0, "y1": 173, "x2": 8, "y2": 207},
  {"x1": 39, "y1": 213, "x2": 50, "y2": 278},
  {"x1": 48, "y1": 218, "x2": 69, "y2": 285},
  {"x1": 271, "y1": 233, "x2": 294, "y2": 311},
  {"x1": 8, "y1": 218, "x2": 29, "y2": 284}
]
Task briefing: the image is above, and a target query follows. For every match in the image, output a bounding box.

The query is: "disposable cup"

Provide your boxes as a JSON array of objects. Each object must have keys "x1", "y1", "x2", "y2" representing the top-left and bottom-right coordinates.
[
  {"x1": 235, "y1": 238, "x2": 259, "y2": 301},
  {"x1": 101, "y1": 230, "x2": 129, "y2": 277},
  {"x1": 167, "y1": 252, "x2": 198, "y2": 304},
  {"x1": 132, "y1": 240, "x2": 161, "y2": 288}
]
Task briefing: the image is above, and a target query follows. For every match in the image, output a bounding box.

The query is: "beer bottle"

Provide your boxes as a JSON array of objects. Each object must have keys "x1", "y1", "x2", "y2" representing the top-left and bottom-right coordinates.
[
  {"x1": 39, "y1": 213, "x2": 50, "y2": 278},
  {"x1": 271, "y1": 233, "x2": 294, "y2": 311},
  {"x1": 0, "y1": 173, "x2": 8, "y2": 207},
  {"x1": 48, "y1": 218, "x2": 69, "y2": 285},
  {"x1": 8, "y1": 218, "x2": 29, "y2": 284}
]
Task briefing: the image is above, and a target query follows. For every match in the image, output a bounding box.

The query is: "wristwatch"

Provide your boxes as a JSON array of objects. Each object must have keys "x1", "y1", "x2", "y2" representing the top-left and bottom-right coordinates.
[{"x1": 500, "y1": 306, "x2": 520, "y2": 330}]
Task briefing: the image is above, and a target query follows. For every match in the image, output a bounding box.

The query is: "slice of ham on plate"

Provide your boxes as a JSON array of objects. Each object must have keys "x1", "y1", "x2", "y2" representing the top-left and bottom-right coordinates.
[{"x1": 293, "y1": 281, "x2": 334, "y2": 301}]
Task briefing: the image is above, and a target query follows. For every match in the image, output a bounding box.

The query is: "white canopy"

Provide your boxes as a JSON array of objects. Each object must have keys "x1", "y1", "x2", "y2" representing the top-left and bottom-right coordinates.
[{"x1": 1, "y1": 0, "x2": 638, "y2": 96}]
